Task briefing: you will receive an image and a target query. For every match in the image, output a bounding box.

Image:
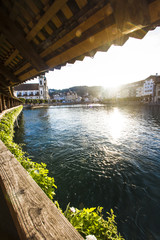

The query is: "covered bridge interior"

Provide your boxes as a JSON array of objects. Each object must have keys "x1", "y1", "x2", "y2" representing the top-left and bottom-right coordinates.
[
  {"x1": 0, "y1": 0, "x2": 160, "y2": 109},
  {"x1": 0, "y1": 1, "x2": 160, "y2": 239}
]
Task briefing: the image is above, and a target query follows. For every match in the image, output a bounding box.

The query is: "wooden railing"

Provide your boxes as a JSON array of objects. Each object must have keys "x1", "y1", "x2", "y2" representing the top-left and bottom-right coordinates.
[
  {"x1": 0, "y1": 93, "x2": 21, "y2": 113},
  {"x1": 0, "y1": 139, "x2": 83, "y2": 239}
]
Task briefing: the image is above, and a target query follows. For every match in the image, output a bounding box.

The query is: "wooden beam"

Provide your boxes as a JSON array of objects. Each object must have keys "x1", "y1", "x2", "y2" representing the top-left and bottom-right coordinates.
[
  {"x1": 17, "y1": 23, "x2": 122, "y2": 81},
  {"x1": 26, "y1": 0, "x2": 68, "y2": 41},
  {"x1": 0, "y1": 65, "x2": 20, "y2": 84},
  {"x1": 14, "y1": 63, "x2": 31, "y2": 76},
  {"x1": 46, "y1": 24, "x2": 122, "y2": 68},
  {"x1": 110, "y1": 0, "x2": 150, "y2": 34},
  {"x1": 0, "y1": 140, "x2": 83, "y2": 240},
  {"x1": 40, "y1": 3, "x2": 113, "y2": 58},
  {"x1": 19, "y1": 69, "x2": 39, "y2": 81},
  {"x1": 75, "y1": 0, "x2": 87, "y2": 9},
  {"x1": 149, "y1": 0, "x2": 160, "y2": 23},
  {"x1": 14, "y1": 3, "x2": 113, "y2": 77},
  {"x1": 0, "y1": 8, "x2": 47, "y2": 72},
  {"x1": 61, "y1": 4, "x2": 73, "y2": 19},
  {"x1": 4, "y1": 50, "x2": 19, "y2": 66}
]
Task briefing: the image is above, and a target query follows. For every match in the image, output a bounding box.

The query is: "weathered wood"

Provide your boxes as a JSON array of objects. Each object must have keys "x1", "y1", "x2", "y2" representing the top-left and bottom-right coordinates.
[
  {"x1": 75, "y1": 0, "x2": 88, "y2": 9},
  {"x1": 14, "y1": 63, "x2": 31, "y2": 76},
  {"x1": 1, "y1": 95, "x2": 6, "y2": 111},
  {"x1": 149, "y1": 0, "x2": 160, "y2": 23},
  {"x1": 0, "y1": 140, "x2": 83, "y2": 240},
  {"x1": 6, "y1": 97, "x2": 10, "y2": 109},
  {"x1": 0, "y1": 0, "x2": 160, "y2": 92},
  {"x1": 0, "y1": 8, "x2": 47, "y2": 72},
  {"x1": 110, "y1": 0, "x2": 150, "y2": 34},
  {"x1": 0, "y1": 95, "x2": 2, "y2": 112},
  {"x1": 52, "y1": 15, "x2": 62, "y2": 28},
  {"x1": 40, "y1": 3, "x2": 113, "y2": 58},
  {"x1": 24, "y1": 0, "x2": 40, "y2": 16},
  {"x1": 26, "y1": 0, "x2": 68, "y2": 41},
  {"x1": 0, "y1": 64, "x2": 20, "y2": 84},
  {"x1": 62, "y1": 4, "x2": 73, "y2": 19},
  {"x1": 4, "y1": 49, "x2": 19, "y2": 67},
  {"x1": 47, "y1": 24, "x2": 122, "y2": 68},
  {"x1": 19, "y1": 68, "x2": 39, "y2": 81}
]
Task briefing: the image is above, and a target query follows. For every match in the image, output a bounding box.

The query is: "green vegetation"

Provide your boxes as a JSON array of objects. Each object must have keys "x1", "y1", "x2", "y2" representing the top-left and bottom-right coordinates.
[
  {"x1": 64, "y1": 205, "x2": 124, "y2": 240},
  {"x1": 0, "y1": 106, "x2": 124, "y2": 240},
  {"x1": 24, "y1": 99, "x2": 48, "y2": 104},
  {"x1": 0, "y1": 106, "x2": 56, "y2": 199}
]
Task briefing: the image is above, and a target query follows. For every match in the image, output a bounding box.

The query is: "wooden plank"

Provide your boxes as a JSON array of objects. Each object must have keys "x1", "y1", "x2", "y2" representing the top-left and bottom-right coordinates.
[
  {"x1": 75, "y1": 0, "x2": 88, "y2": 9},
  {"x1": 0, "y1": 140, "x2": 83, "y2": 240},
  {"x1": 6, "y1": 0, "x2": 67, "y2": 65},
  {"x1": 40, "y1": 3, "x2": 113, "y2": 58},
  {"x1": 37, "y1": 32, "x2": 46, "y2": 41},
  {"x1": 44, "y1": 24, "x2": 53, "y2": 35},
  {"x1": 47, "y1": 24, "x2": 122, "y2": 68},
  {"x1": 110, "y1": 0, "x2": 150, "y2": 34},
  {"x1": 19, "y1": 69, "x2": 39, "y2": 81},
  {"x1": 149, "y1": 0, "x2": 160, "y2": 23},
  {"x1": 51, "y1": 15, "x2": 62, "y2": 28},
  {"x1": 14, "y1": 1, "x2": 33, "y2": 23},
  {"x1": 0, "y1": 8, "x2": 47, "y2": 71},
  {"x1": 24, "y1": 0, "x2": 40, "y2": 16},
  {"x1": 0, "y1": 64, "x2": 20, "y2": 84},
  {"x1": 4, "y1": 50, "x2": 19, "y2": 66},
  {"x1": 14, "y1": 63, "x2": 31, "y2": 76},
  {"x1": 61, "y1": 4, "x2": 73, "y2": 19},
  {"x1": 26, "y1": 0, "x2": 67, "y2": 41}
]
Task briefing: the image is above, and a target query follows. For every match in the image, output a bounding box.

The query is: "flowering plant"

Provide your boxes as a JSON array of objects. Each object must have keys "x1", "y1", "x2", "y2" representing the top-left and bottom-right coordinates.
[{"x1": 64, "y1": 204, "x2": 124, "y2": 240}]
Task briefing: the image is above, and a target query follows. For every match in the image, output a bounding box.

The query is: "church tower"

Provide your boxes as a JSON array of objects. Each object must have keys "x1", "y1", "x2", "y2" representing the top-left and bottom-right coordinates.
[{"x1": 38, "y1": 74, "x2": 49, "y2": 100}]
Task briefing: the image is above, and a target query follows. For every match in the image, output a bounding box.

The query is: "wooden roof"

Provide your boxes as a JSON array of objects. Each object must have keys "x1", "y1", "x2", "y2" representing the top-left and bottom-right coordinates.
[
  {"x1": 0, "y1": 0, "x2": 160, "y2": 97},
  {"x1": 14, "y1": 83, "x2": 39, "y2": 91}
]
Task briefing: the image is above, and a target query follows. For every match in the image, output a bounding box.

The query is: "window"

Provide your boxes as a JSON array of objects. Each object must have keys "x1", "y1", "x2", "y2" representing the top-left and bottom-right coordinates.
[
  {"x1": 40, "y1": 80, "x2": 42, "y2": 85},
  {"x1": 41, "y1": 90, "x2": 43, "y2": 95}
]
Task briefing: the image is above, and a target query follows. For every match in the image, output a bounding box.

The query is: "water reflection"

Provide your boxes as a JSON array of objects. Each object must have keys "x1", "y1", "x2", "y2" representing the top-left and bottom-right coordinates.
[
  {"x1": 14, "y1": 105, "x2": 160, "y2": 240},
  {"x1": 108, "y1": 108, "x2": 126, "y2": 140}
]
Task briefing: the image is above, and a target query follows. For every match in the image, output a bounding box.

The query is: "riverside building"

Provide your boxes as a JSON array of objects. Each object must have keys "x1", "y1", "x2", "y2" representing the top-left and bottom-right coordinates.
[{"x1": 14, "y1": 75, "x2": 49, "y2": 100}]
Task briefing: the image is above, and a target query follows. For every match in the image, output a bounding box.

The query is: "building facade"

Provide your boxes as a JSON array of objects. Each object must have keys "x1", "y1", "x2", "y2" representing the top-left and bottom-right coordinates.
[
  {"x1": 14, "y1": 75, "x2": 49, "y2": 100},
  {"x1": 154, "y1": 77, "x2": 160, "y2": 103},
  {"x1": 115, "y1": 75, "x2": 160, "y2": 102}
]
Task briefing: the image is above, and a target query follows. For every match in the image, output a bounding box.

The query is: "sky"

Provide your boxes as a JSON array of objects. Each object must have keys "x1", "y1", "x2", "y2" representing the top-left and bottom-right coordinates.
[{"x1": 31, "y1": 26, "x2": 160, "y2": 90}]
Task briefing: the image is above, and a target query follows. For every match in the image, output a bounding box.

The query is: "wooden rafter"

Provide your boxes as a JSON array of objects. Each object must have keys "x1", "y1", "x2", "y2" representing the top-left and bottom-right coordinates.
[
  {"x1": 26, "y1": 0, "x2": 68, "y2": 41},
  {"x1": 0, "y1": 7, "x2": 47, "y2": 72},
  {"x1": 40, "y1": 3, "x2": 113, "y2": 58},
  {"x1": 0, "y1": 64, "x2": 20, "y2": 85},
  {"x1": 0, "y1": 0, "x2": 160, "y2": 96},
  {"x1": 110, "y1": 0, "x2": 150, "y2": 34}
]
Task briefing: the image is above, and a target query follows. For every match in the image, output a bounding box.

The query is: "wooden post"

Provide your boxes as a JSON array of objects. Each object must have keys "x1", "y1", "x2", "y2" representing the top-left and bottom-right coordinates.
[
  {"x1": 6, "y1": 97, "x2": 10, "y2": 109},
  {"x1": 0, "y1": 94, "x2": 2, "y2": 112},
  {"x1": 1, "y1": 95, "x2": 6, "y2": 111}
]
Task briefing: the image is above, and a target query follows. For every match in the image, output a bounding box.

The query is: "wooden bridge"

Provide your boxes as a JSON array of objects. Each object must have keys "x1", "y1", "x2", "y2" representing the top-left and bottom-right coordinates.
[{"x1": 0, "y1": 0, "x2": 160, "y2": 239}]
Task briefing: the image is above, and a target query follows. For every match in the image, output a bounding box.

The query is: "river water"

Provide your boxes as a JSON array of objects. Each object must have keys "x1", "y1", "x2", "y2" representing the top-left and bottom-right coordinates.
[{"x1": 14, "y1": 104, "x2": 160, "y2": 240}]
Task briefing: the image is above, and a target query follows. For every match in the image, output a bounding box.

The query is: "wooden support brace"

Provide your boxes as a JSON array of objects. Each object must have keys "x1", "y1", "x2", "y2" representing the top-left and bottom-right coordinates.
[{"x1": 0, "y1": 8, "x2": 47, "y2": 72}]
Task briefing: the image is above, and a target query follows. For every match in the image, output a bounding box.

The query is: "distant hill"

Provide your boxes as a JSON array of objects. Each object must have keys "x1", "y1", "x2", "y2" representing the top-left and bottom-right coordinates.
[{"x1": 49, "y1": 86, "x2": 104, "y2": 97}]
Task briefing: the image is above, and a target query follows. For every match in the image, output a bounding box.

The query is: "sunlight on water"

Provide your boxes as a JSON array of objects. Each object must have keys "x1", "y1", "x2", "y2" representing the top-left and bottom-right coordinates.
[
  {"x1": 14, "y1": 105, "x2": 160, "y2": 240},
  {"x1": 108, "y1": 108, "x2": 126, "y2": 141}
]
